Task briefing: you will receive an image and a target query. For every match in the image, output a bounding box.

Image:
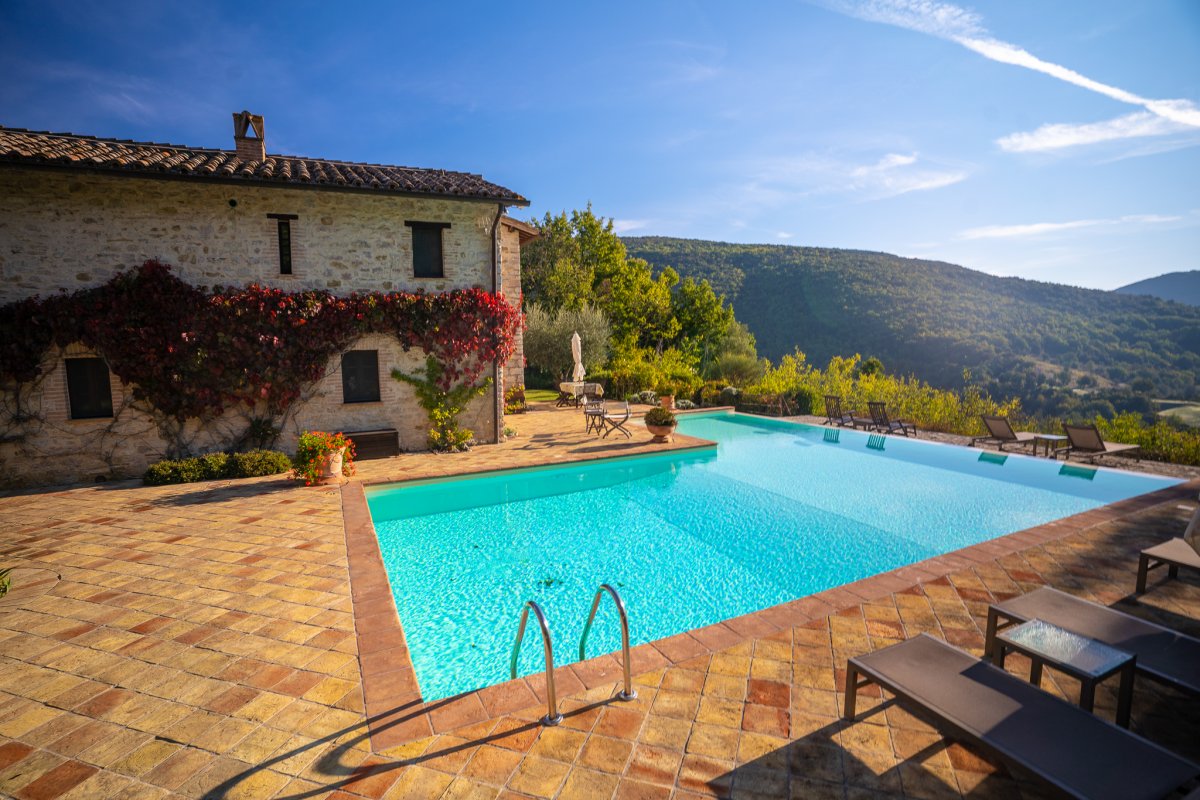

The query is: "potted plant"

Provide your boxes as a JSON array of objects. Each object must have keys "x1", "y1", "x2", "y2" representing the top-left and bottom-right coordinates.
[
  {"x1": 657, "y1": 385, "x2": 675, "y2": 410},
  {"x1": 293, "y1": 431, "x2": 356, "y2": 486},
  {"x1": 643, "y1": 406, "x2": 677, "y2": 443}
]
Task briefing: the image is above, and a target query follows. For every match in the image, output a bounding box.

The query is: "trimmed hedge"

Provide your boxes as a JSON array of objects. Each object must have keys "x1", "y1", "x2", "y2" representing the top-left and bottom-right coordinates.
[{"x1": 143, "y1": 449, "x2": 293, "y2": 486}]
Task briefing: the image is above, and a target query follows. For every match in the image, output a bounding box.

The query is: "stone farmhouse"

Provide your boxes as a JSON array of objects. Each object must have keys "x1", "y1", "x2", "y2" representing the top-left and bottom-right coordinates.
[{"x1": 0, "y1": 112, "x2": 535, "y2": 486}]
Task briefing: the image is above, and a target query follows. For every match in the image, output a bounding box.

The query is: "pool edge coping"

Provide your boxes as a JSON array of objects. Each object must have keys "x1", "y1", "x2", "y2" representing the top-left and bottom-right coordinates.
[{"x1": 343, "y1": 450, "x2": 1200, "y2": 753}]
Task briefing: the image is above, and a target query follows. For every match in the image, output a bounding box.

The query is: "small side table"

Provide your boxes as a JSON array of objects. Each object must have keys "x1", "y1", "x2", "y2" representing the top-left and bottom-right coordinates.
[
  {"x1": 1032, "y1": 433, "x2": 1069, "y2": 458},
  {"x1": 993, "y1": 618, "x2": 1135, "y2": 727}
]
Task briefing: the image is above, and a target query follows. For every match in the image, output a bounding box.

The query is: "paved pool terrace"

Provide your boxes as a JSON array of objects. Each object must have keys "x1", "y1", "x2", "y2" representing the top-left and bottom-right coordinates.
[{"x1": 0, "y1": 401, "x2": 1198, "y2": 799}]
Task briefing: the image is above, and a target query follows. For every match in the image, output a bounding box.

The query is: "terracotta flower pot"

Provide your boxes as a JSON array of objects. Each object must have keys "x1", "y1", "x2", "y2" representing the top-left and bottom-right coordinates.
[
  {"x1": 646, "y1": 423, "x2": 676, "y2": 444},
  {"x1": 659, "y1": 395, "x2": 675, "y2": 410},
  {"x1": 320, "y1": 447, "x2": 346, "y2": 484}
]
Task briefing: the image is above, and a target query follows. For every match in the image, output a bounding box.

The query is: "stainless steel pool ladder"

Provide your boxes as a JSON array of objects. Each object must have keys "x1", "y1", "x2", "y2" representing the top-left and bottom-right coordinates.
[
  {"x1": 509, "y1": 600, "x2": 563, "y2": 726},
  {"x1": 579, "y1": 584, "x2": 637, "y2": 701}
]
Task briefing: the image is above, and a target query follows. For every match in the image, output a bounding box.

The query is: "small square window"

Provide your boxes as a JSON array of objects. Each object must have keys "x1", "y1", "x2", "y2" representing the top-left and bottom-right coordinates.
[
  {"x1": 342, "y1": 350, "x2": 380, "y2": 404},
  {"x1": 406, "y1": 221, "x2": 450, "y2": 278},
  {"x1": 65, "y1": 358, "x2": 114, "y2": 419}
]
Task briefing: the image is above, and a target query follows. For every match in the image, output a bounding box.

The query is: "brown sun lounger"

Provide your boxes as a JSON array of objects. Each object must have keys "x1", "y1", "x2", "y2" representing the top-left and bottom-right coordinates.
[
  {"x1": 867, "y1": 401, "x2": 915, "y2": 436},
  {"x1": 1062, "y1": 423, "x2": 1140, "y2": 463},
  {"x1": 984, "y1": 587, "x2": 1200, "y2": 696},
  {"x1": 1137, "y1": 530, "x2": 1200, "y2": 594},
  {"x1": 845, "y1": 634, "x2": 1199, "y2": 800},
  {"x1": 823, "y1": 395, "x2": 855, "y2": 427},
  {"x1": 971, "y1": 415, "x2": 1038, "y2": 451}
]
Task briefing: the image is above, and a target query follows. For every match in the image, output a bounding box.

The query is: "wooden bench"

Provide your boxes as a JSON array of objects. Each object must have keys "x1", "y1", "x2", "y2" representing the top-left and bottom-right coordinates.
[{"x1": 343, "y1": 429, "x2": 400, "y2": 460}]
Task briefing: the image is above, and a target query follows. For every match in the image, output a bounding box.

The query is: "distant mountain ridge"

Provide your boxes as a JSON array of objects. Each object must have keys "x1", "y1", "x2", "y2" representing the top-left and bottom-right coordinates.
[
  {"x1": 622, "y1": 236, "x2": 1200, "y2": 406},
  {"x1": 1116, "y1": 271, "x2": 1200, "y2": 307}
]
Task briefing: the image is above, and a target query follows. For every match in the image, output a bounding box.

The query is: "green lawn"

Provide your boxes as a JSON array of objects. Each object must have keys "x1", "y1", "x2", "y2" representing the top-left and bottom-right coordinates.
[{"x1": 524, "y1": 388, "x2": 559, "y2": 403}]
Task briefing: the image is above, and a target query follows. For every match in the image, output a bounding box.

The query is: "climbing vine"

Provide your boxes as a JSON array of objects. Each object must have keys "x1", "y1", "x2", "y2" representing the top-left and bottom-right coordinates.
[
  {"x1": 392, "y1": 356, "x2": 491, "y2": 452},
  {"x1": 0, "y1": 260, "x2": 520, "y2": 447}
]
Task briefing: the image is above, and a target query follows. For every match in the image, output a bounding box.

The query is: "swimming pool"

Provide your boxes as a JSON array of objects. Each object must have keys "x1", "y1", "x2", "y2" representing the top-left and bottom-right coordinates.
[{"x1": 366, "y1": 411, "x2": 1178, "y2": 701}]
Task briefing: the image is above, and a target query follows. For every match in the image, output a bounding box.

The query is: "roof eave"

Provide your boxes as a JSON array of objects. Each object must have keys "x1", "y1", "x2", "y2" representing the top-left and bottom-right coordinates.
[{"x1": 0, "y1": 158, "x2": 529, "y2": 206}]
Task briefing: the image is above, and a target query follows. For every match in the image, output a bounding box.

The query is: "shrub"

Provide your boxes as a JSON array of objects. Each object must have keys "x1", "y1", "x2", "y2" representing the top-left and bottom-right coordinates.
[
  {"x1": 0, "y1": 567, "x2": 11, "y2": 598},
  {"x1": 143, "y1": 449, "x2": 292, "y2": 485},
  {"x1": 643, "y1": 406, "x2": 677, "y2": 426},
  {"x1": 229, "y1": 449, "x2": 294, "y2": 477},
  {"x1": 675, "y1": 399, "x2": 697, "y2": 410},
  {"x1": 504, "y1": 385, "x2": 527, "y2": 415},
  {"x1": 143, "y1": 453, "x2": 228, "y2": 485},
  {"x1": 292, "y1": 431, "x2": 356, "y2": 485},
  {"x1": 636, "y1": 390, "x2": 658, "y2": 405},
  {"x1": 1094, "y1": 413, "x2": 1200, "y2": 466}
]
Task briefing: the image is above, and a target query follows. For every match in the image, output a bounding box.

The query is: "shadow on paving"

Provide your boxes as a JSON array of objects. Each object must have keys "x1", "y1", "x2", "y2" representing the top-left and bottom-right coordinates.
[
  {"x1": 198, "y1": 692, "x2": 618, "y2": 799},
  {"x1": 715, "y1": 683, "x2": 1200, "y2": 800}
]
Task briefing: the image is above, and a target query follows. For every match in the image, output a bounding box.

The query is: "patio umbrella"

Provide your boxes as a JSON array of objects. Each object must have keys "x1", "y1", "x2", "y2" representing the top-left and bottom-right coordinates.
[{"x1": 571, "y1": 331, "x2": 586, "y2": 383}]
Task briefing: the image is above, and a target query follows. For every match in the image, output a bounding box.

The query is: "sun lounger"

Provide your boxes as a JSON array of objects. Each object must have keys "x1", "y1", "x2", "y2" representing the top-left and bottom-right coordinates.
[
  {"x1": 867, "y1": 401, "x2": 916, "y2": 437},
  {"x1": 1137, "y1": 539, "x2": 1200, "y2": 594},
  {"x1": 971, "y1": 415, "x2": 1038, "y2": 452},
  {"x1": 1137, "y1": 505, "x2": 1200, "y2": 593},
  {"x1": 845, "y1": 634, "x2": 1199, "y2": 800},
  {"x1": 1062, "y1": 423, "x2": 1140, "y2": 463},
  {"x1": 984, "y1": 587, "x2": 1200, "y2": 696},
  {"x1": 823, "y1": 395, "x2": 856, "y2": 427}
]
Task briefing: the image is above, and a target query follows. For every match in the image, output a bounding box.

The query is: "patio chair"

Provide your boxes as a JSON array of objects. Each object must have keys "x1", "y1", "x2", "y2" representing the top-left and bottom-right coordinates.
[
  {"x1": 844, "y1": 634, "x2": 1199, "y2": 800},
  {"x1": 1136, "y1": 503, "x2": 1200, "y2": 594},
  {"x1": 867, "y1": 401, "x2": 916, "y2": 437},
  {"x1": 1062, "y1": 423, "x2": 1140, "y2": 463},
  {"x1": 582, "y1": 398, "x2": 606, "y2": 435},
  {"x1": 970, "y1": 415, "x2": 1038, "y2": 452},
  {"x1": 555, "y1": 382, "x2": 576, "y2": 407},
  {"x1": 600, "y1": 401, "x2": 632, "y2": 439},
  {"x1": 823, "y1": 395, "x2": 856, "y2": 427},
  {"x1": 984, "y1": 586, "x2": 1200, "y2": 696}
]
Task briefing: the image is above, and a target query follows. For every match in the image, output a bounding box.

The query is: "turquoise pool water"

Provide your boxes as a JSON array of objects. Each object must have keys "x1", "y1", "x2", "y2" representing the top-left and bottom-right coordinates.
[{"x1": 367, "y1": 411, "x2": 1178, "y2": 701}]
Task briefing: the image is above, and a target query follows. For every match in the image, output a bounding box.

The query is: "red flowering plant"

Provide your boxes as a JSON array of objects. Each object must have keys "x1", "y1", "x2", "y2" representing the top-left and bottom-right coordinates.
[
  {"x1": 292, "y1": 430, "x2": 357, "y2": 485},
  {"x1": 0, "y1": 261, "x2": 522, "y2": 457}
]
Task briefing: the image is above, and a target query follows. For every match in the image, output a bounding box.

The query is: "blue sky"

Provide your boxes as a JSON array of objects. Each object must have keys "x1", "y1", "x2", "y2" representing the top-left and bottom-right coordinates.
[{"x1": 2, "y1": 0, "x2": 1197, "y2": 290}]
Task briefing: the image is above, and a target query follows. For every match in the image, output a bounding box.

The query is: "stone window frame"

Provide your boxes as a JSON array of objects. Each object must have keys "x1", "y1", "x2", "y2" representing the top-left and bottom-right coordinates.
[{"x1": 405, "y1": 221, "x2": 450, "y2": 279}]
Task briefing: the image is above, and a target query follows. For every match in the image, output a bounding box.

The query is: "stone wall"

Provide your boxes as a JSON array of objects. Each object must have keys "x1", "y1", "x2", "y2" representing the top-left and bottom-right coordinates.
[
  {"x1": 0, "y1": 167, "x2": 519, "y2": 487},
  {"x1": 0, "y1": 167, "x2": 505, "y2": 300},
  {"x1": 499, "y1": 223, "x2": 526, "y2": 394}
]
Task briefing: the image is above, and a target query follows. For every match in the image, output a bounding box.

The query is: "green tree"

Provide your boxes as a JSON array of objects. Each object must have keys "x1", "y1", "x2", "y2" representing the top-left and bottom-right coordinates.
[
  {"x1": 523, "y1": 304, "x2": 611, "y2": 380},
  {"x1": 671, "y1": 276, "x2": 735, "y2": 372}
]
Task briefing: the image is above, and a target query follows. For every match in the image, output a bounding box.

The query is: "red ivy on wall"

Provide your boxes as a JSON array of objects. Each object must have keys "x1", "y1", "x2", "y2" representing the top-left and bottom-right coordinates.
[{"x1": 0, "y1": 260, "x2": 521, "y2": 421}]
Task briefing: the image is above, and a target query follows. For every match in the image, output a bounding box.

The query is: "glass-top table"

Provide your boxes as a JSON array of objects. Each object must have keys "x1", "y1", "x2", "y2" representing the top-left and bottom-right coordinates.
[{"x1": 993, "y1": 618, "x2": 1136, "y2": 726}]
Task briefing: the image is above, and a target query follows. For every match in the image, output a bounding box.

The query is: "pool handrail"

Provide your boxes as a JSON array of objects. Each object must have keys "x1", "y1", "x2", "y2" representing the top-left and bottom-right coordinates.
[
  {"x1": 509, "y1": 600, "x2": 563, "y2": 726},
  {"x1": 579, "y1": 584, "x2": 638, "y2": 701}
]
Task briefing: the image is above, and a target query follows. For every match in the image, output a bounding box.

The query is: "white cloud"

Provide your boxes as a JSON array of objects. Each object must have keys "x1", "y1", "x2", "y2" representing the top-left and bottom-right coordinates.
[
  {"x1": 959, "y1": 213, "x2": 1181, "y2": 240},
  {"x1": 997, "y1": 112, "x2": 1190, "y2": 152},
  {"x1": 776, "y1": 231, "x2": 795, "y2": 239},
  {"x1": 822, "y1": 0, "x2": 1200, "y2": 150},
  {"x1": 612, "y1": 218, "x2": 650, "y2": 234},
  {"x1": 750, "y1": 151, "x2": 966, "y2": 200}
]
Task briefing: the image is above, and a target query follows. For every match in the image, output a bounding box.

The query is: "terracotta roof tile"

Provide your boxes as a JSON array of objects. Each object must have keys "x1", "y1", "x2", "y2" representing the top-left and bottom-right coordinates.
[{"x1": 0, "y1": 126, "x2": 528, "y2": 205}]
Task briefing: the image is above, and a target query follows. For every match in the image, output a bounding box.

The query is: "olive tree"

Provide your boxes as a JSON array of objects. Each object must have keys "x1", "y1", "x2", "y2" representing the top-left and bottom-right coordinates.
[{"x1": 523, "y1": 304, "x2": 611, "y2": 380}]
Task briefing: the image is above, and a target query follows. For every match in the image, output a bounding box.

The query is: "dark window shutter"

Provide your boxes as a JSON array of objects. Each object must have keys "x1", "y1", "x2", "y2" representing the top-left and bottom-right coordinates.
[
  {"x1": 65, "y1": 358, "x2": 114, "y2": 419},
  {"x1": 341, "y1": 350, "x2": 381, "y2": 404},
  {"x1": 406, "y1": 221, "x2": 449, "y2": 278}
]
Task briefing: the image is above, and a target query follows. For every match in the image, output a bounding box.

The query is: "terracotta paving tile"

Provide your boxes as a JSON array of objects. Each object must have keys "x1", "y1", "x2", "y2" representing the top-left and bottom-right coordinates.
[
  {"x1": 0, "y1": 407, "x2": 1196, "y2": 799},
  {"x1": 12, "y1": 759, "x2": 97, "y2": 800}
]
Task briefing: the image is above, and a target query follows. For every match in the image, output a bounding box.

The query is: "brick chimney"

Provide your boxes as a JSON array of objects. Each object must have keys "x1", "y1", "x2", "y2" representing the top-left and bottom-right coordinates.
[{"x1": 232, "y1": 110, "x2": 266, "y2": 162}]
